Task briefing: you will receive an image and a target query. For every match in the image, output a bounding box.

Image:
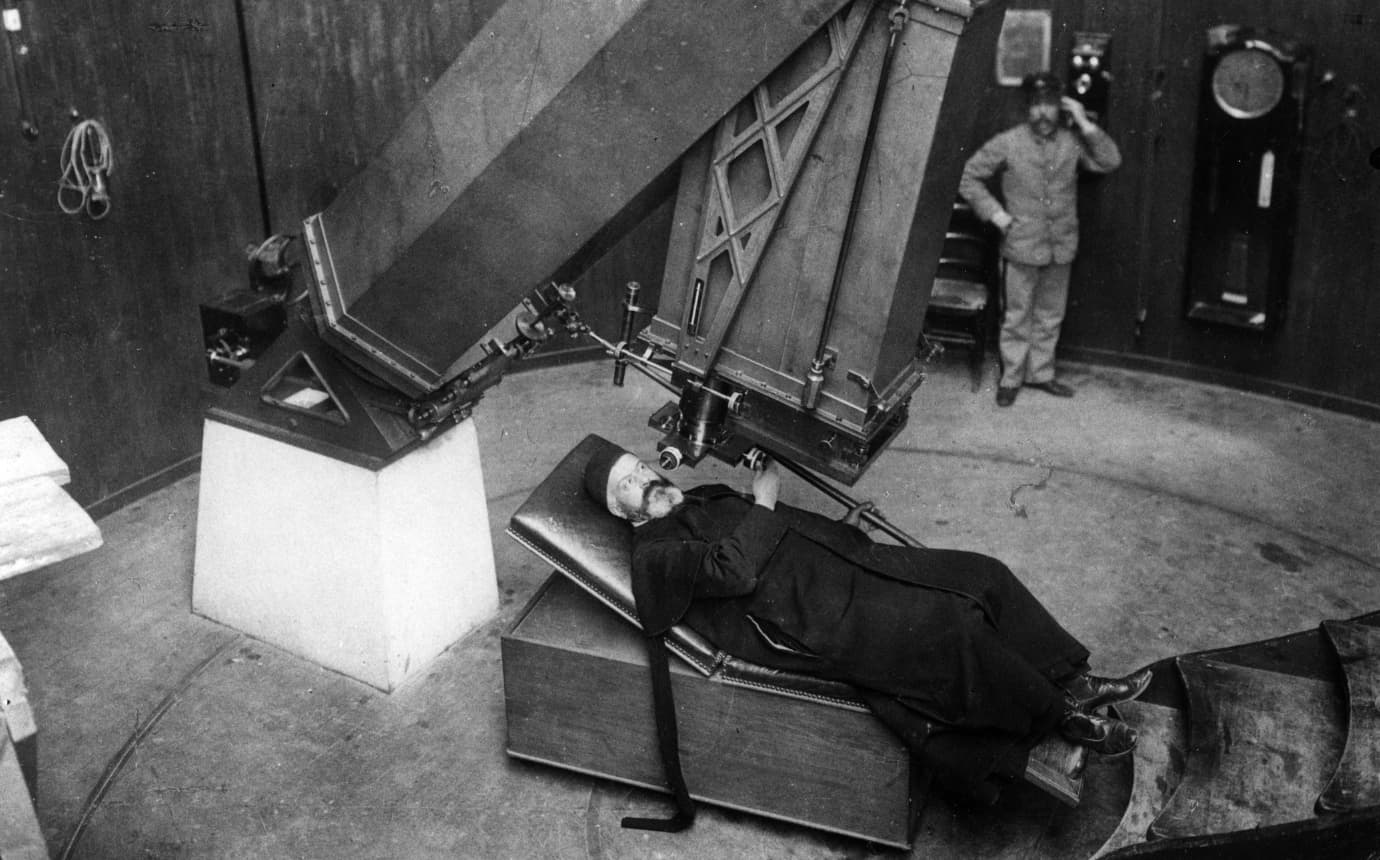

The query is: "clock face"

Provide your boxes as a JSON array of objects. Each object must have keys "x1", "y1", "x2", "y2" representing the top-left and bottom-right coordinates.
[{"x1": 1211, "y1": 48, "x2": 1285, "y2": 119}]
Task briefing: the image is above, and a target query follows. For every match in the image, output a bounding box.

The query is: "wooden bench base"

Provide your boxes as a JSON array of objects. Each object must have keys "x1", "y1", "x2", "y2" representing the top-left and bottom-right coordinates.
[{"x1": 501, "y1": 574, "x2": 922, "y2": 848}]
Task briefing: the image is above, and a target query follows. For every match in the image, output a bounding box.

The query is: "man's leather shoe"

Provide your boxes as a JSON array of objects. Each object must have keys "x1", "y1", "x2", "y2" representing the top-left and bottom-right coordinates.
[
  {"x1": 1058, "y1": 711, "x2": 1138, "y2": 757},
  {"x1": 1063, "y1": 668, "x2": 1153, "y2": 712},
  {"x1": 1027, "y1": 380, "x2": 1075, "y2": 397},
  {"x1": 996, "y1": 386, "x2": 1019, "y2": 407}
]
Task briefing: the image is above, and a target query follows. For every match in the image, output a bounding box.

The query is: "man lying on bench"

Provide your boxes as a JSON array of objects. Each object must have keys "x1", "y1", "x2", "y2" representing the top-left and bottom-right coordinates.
[{"x1": 584, "y1": 441, "x2": 1151, "y2": 821}]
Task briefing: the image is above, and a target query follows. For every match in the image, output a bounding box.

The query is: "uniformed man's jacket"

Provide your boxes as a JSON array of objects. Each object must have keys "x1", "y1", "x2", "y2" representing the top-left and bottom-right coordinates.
[{"x1": 959, "y1": 123, "x2": 1121, "y2": 266}]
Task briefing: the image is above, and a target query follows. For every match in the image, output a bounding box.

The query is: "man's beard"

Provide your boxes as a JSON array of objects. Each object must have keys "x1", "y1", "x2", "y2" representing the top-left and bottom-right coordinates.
[
  {"x1": 639, "y1": 480, "x2": 683, "y2": 520},
  {"x1": 1031, "y1": 116, "x2": 1056, "y2": 137}
]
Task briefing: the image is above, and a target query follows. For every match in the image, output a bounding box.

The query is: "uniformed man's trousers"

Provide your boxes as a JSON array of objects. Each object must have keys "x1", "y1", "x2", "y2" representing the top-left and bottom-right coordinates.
[{"x1": 999, "y1": 259, "x2": 1071, "y2": 388}]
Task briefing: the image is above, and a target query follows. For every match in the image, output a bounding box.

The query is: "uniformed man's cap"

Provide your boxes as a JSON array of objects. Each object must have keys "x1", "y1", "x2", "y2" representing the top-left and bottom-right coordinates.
[{"x1": 1021, "y1": 71, "x2": 1063, "y2": 104}]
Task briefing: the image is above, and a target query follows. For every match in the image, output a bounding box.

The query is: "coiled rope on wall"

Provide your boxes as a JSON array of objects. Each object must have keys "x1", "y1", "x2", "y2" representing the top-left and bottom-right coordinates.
[{"x1": 57, "y1": 118, "x2": 113, "y2": 220}]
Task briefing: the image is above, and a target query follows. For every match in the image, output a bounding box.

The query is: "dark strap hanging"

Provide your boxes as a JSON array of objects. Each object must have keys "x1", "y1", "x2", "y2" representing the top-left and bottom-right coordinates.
[{"x1": 621, "y1": 634, "x2": 697, "y2": 832}]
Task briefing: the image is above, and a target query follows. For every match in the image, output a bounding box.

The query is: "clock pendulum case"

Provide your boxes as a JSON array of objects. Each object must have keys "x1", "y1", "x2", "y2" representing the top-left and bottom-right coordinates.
[{"x1": 1184, "y1": 25, "x2": 1310, "y2": 332}]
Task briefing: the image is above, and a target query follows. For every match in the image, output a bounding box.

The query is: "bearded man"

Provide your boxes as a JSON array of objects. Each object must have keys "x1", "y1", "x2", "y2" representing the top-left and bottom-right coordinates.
[{"x1": 584, "y1": 442, "x2": 1150, "y2": 804}]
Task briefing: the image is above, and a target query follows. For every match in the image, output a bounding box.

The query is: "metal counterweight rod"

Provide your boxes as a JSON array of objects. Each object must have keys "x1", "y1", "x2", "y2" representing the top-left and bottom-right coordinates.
[
  {"x1": 807, "y1": 1, "x2": 910, "y2": 401},
  {"x1": 623, "y1": 354, "x2": 683, "y2": 397},
  {"x1": 583, "y1": 327, "x2": 745, "y2": 409},
  {"x1": 582, "y1": 328, "x2": 682, "y2": 397},
  {"x1": 772, "y1": 454, "x2": 925, "y2": 548}
]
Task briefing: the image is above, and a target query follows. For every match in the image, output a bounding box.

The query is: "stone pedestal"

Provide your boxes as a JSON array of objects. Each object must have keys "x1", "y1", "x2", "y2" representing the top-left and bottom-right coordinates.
[{"x1": 192, "y1": 417, "x2": 497, "y2": 691}]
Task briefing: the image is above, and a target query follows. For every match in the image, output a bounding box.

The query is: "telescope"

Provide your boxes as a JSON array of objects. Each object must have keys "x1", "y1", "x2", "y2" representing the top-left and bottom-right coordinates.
[{"x1": 201, "y1": 0, "x2": 1002, "y2": 483}]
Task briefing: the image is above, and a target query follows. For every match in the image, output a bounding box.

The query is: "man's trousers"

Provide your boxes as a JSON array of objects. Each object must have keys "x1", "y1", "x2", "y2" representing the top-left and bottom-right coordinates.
[{"x1": 999, "y1": 259, "x2": 1071, "y2": 388}]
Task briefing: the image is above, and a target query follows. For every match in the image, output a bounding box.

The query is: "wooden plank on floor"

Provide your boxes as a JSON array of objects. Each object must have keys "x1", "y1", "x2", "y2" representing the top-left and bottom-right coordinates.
[
  {"x1": 1318, "y1": 620, "x2": 1380, "y2": 813},
  {"x1": 0, "y1": 417, "x2": 69, "y2": 488},
  {"x1": 1149, "y1": 656, "x2": 1346, "y2": 841},
  {"x1": 0, "y1": 476, "x2": 102, "y2": 580}
]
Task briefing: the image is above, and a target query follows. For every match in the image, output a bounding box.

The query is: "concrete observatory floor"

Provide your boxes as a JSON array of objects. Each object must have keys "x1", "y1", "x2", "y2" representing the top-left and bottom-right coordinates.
[{"x1": 2, "y1": 355, "x2": 1377, "y2": 859}]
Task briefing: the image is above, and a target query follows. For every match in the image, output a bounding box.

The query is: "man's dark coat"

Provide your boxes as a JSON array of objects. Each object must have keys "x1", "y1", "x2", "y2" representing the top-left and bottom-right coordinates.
[{"x1": 630, "y1": 485, "x2": 1091, "y2": 796}]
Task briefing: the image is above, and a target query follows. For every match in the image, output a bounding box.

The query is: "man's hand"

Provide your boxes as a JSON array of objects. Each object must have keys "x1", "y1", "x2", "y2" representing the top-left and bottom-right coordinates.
[
  {"x1": 841, "y1": 501, "x2": 874, "y2": 528},
  {"x1": 991, "y1": 209, "x2": 1013, "y2": 234},
  {"x1": 1060, "y1": 96, "x2": 1095, "y2": 133},
  {"x1": 751, "y1": 457, "x2": 780, "y2": 510}
]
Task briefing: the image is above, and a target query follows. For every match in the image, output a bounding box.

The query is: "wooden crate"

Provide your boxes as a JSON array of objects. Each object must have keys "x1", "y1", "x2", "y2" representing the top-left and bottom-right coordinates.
[{"x1": 501, "y1": 573, "x2": 919, "y2": 848}]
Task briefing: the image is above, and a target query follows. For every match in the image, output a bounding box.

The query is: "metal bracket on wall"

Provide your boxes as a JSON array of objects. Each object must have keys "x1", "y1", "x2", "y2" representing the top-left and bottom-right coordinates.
[{"x1": 2, "y1": 5, "x2": 38, "y2": 139}]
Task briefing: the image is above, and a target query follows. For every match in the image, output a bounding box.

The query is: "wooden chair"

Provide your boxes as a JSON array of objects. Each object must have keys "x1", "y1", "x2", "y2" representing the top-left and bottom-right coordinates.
[{"x1": 922, "y1": 200, "x2": 1001, "y2": 391}]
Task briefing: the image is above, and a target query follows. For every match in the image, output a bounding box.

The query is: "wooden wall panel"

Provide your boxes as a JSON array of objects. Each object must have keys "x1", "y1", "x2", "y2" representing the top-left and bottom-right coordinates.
[
  {"x1": 240, "y1": 0, "x2": 672, "y2": 357},
  {"x1": 0, "y1": 1, "x2": 262, "y2": 508},
  {"x1": 1132, "y1": 0, "x2": 1199, "y2": 364},
  {"x1": 1060, "y1": 0, "x2": 1158, "y2": 355},
  {"x1": 971, "y1": 0, "x2": 1380, "y2": 415},
  {"x1": 240, "y1": 0, "x2": 505, "y2": 230}
]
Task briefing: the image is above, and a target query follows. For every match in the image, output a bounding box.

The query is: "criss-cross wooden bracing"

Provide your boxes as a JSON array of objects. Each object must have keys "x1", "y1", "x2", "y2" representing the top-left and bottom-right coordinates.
[{"x1": 644, "y1": 1, "x2": 1002, "y2": 482}]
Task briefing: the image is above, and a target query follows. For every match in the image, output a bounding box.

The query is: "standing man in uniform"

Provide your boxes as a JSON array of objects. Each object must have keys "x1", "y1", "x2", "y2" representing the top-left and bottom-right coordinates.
[{"x1": 960, "y1": 72, "x2": 1121, "y2": 407}]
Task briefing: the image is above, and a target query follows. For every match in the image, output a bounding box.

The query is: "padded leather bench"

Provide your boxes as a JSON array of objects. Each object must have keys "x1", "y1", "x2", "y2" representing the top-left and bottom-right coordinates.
[
  {"x1": 501, "y1": 435, "x2": 1082, "y2": 847},
  {"x1": 502, "y1": 435, "x2": 919, "y2": 846}
]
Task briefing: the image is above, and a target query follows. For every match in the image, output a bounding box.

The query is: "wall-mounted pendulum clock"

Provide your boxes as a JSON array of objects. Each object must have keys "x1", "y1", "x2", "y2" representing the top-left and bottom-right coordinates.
[{"x1": 1184, "y1": 25, "x2": 1309, "y2": 332}]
